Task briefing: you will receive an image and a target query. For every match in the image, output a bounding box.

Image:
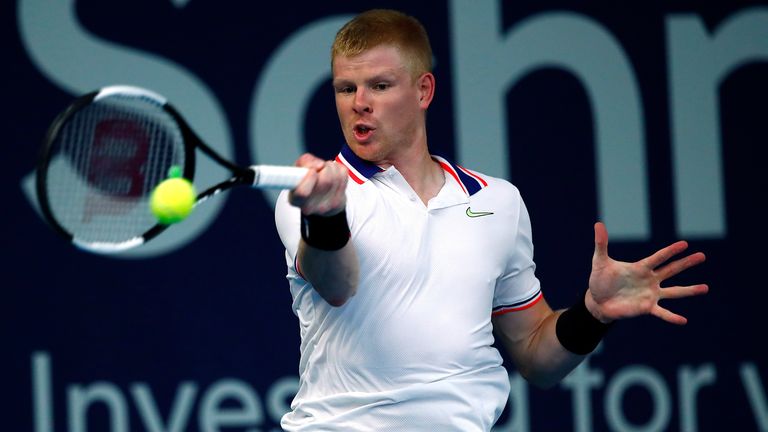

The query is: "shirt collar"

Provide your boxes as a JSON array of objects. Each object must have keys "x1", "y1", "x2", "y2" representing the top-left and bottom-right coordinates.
[
  {"x1": 335, "y1": 145, "x2": 488, "y2": 197},
  {"x1": 334, "y1": 144, "x2": 384, "y2": 185}
]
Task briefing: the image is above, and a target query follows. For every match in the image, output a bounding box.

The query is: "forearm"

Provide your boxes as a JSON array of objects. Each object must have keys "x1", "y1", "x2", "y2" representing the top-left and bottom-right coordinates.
[
  {"x1": 509, "y1": 310, "x2": 586, "y2": 388},
  {"x1": 298, "y1": 240, "x2": 359, "y2": 306},
  {"x1": 494, "y1": 294, "x2": 610, "y2": 389}
]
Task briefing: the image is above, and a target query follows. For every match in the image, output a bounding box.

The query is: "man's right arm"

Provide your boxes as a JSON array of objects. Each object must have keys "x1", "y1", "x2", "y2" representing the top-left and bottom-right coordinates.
[
  {"x1": 287, "y1": 153, "x2": 359, "y2": 306},
  {"x1": 296, "y1": 235, "x2": 358, "y2": 306}
]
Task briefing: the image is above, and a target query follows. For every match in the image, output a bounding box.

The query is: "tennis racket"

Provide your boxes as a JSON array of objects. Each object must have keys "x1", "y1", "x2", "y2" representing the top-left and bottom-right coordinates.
[{"x1": 36, "y1": 85, "x2": 308, "y2": 254}]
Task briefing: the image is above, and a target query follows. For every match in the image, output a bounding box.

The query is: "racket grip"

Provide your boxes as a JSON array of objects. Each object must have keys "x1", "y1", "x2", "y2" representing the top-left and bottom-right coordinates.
[{"x1": 250, "y1": 165, "x2": 309, "y2": 189}]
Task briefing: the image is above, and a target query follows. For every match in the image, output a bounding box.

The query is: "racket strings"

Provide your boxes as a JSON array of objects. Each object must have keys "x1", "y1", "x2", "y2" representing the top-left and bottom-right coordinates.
[{"x1": 45, "y1": 96, "x2": 185, "y2": 245}]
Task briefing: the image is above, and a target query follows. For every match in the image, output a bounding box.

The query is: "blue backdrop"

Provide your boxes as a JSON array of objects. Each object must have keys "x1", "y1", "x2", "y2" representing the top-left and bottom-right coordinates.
[{"x1": 4, "y1": 1, "x2": 767, "y2": 431}]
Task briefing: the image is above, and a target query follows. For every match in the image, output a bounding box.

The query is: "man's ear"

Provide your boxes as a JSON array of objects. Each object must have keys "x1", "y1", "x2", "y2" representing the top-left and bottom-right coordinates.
[{"x1": 417, "y1": 72, "x2": 435, "y2": 108}]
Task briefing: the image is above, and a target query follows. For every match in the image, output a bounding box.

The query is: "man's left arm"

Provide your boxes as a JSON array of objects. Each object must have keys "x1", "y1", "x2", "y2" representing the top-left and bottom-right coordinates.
[{"x1": 493, "y1": 222, "x2": 708, "y2": 388}]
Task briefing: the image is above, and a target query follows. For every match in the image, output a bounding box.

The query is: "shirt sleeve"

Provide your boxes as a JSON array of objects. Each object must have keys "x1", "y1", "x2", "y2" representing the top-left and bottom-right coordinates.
[
  {"x1": 274, "y1": 189, "x2": 301, "y2": 269},
  {"x1": 491, "y1": 189, "x2": 543, "y2": 316}
]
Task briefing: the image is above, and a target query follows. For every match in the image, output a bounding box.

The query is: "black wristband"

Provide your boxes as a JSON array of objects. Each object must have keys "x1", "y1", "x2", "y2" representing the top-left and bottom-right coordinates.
[
  {"x1": 555, "y1": 293, "x2": 613, "y2": 355},
  {"x1": 300, "y1": 210, "x2": 350, "y2": 251}
]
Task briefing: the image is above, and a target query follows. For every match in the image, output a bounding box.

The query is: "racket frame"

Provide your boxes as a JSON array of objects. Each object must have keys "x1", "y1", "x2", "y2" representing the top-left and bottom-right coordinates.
[{"x1": 36, "y1": 85, "x2": 306, "y2": 254}]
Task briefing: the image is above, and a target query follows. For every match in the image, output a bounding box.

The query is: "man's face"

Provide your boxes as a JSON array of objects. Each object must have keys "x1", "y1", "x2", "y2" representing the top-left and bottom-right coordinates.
[{"x1": 332, "y1": 45, "x2": 429, "y2": 165}]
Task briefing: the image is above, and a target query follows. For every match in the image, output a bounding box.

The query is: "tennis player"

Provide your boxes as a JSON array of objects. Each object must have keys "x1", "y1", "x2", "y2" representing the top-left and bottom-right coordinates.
[{"x1": 274, "y1": 9, "x2": 708, "y2": 431}]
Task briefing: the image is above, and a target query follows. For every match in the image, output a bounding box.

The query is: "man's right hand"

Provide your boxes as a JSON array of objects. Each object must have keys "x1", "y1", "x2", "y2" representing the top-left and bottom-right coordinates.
[{"x1": 289, "y1": 153, "x2": 349, "y2": 216}]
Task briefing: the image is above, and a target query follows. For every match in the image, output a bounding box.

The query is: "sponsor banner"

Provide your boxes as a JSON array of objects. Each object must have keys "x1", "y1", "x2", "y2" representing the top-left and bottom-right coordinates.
[{"x1": 5, "y1": 1, "x2": 766, "y2": 430}]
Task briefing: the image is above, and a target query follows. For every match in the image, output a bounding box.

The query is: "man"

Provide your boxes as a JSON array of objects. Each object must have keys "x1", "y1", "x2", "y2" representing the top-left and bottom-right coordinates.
[{"x1": 274, "y1": 9, "x2": 708, "y2": 431}]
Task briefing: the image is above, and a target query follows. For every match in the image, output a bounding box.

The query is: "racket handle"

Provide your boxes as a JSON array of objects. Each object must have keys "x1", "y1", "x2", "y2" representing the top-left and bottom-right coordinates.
[{"x1": 250, "y1": 165, "x2": 309, "y2": 189}]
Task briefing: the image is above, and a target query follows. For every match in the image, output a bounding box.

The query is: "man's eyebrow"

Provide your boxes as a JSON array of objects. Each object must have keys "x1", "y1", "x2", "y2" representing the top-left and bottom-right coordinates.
[
  {"x1": 368, "y1": 70, "x2": 399, "y2": 81},
  {"x1": 332, "y1": 78, "x2": 353, "y2": 87}
]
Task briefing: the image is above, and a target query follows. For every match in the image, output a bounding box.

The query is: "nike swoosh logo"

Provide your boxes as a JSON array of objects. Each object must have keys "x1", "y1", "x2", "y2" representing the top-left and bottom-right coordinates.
[{"x1": 466, "y1": 207, "x2": 494, "y2": 218}]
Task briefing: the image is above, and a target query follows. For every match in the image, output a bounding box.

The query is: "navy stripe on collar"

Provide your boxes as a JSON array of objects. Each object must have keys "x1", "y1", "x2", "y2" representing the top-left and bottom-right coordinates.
[
  {"x1": 336, "y1": 145, "x2": 488, "y2": 196},
  {"x1": 432, "y1": 155, "x2": 488, "y2": 197},
  {"x1": 338, "y1": 145, "x2": 383, "y2": 182}
]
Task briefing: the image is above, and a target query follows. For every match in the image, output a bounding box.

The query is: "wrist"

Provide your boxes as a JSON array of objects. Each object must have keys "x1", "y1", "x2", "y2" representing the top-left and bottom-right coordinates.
[
  {"x1": 584, "y1": 290, "x2": 614, "y2": 324},
  {"x1": 555, "y1": 290, "x2": 614, "y2": 355},
  {"x1": 300, "y1": 210, "x2": 350, "y2": 251}
]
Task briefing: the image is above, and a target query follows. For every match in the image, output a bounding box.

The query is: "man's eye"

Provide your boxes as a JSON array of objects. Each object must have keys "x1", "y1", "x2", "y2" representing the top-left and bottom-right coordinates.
[
  {"x1": 336, "y1": 86, "x2": 354, "y2": 94},
  {"x1": 373, "y1": 83, "x2": 389, "y2": 91}
]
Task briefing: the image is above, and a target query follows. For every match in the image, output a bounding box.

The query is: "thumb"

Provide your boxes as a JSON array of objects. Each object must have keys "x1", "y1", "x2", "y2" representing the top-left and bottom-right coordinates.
[{"x1": 593, "y1": 222, "x2": 609, "y2": 262}]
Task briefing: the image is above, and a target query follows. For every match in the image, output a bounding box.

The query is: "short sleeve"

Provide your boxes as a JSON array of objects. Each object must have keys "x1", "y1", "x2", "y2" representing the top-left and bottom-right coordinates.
[{"x1": 491, "y1": 191, "x2": 542, "y2": 316}]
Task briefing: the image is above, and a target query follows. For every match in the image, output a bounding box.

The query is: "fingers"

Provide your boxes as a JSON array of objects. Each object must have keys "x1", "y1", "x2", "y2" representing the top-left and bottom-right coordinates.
[
  {"x1": 289, "y1": 169, "x2": 318, "y2": 207},
  {"x1": 288, "y1": 154, "x2": 348, "y2": 215},
  {"x1": 294, "y1": 153, "x2": 326, "y2": 170},
  {"x1": 659, "y1": 284, "x2": 709, "y2": 300},
  {"x1": 655, "y1": 251, "x2": 706, "y2": 281},
  {"x1": 653, "y1": 284, "x2": 708, "y2": 324},
  {"x1": 642, "y1": 239, "x2": 704, "y2": 270},
  {"x1": 313, "y1": 163, "x2": 347, "y2": 215},
  {"x1": 651, "y1": 304, "x2": 688, "y2": 325},
  {"x1": 644, "y1": 240, "x2": 688, "y2": 268},
  {"x1": 289, "y1": 153, "x2": 325, "y2": 206}
]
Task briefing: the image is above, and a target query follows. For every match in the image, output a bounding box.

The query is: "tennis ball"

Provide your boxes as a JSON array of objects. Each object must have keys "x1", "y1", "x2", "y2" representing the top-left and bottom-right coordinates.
[{"x1": 150, "y1": 177, "x2": 196, "y2": 224}]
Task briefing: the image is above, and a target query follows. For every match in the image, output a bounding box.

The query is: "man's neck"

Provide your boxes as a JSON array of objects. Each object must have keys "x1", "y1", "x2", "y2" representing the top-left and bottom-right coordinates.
[{"x1": 387, "y1": 146, "x2": 445, "y2": 205}]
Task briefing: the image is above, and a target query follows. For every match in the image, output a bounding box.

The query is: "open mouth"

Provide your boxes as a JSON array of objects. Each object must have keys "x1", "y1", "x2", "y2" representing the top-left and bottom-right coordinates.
[{"x1": 353, "y1": 124, "x2": 374, "y2": 140}]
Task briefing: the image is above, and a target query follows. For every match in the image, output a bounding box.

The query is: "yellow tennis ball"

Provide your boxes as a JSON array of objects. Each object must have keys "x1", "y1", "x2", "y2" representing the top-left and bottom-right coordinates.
[{"x1": 150, "y1": 177, "x2": 196, "y2": 224}]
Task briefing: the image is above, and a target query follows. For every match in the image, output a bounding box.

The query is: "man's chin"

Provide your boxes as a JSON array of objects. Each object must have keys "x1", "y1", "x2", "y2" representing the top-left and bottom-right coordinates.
[{"x1": 348, "y1": 142, "x2": 377, "y2": 157}]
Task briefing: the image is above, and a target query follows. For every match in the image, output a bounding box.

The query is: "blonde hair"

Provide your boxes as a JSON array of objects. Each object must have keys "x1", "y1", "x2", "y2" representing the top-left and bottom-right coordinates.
[{"x1": 331, "y1": 9, "x2": 433, "y2": 80}]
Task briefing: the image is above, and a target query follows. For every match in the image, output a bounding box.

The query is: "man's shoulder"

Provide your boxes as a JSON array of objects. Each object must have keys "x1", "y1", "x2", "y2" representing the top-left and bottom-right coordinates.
[{"x1": 460, "y1": 167, "x2": 521, "y2": 198}]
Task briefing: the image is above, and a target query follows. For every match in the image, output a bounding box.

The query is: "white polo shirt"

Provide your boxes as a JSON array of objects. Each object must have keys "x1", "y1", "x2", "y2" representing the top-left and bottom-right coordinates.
[{"x1": 275, "y1": 145, "x2": 542, "y2": 431}]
